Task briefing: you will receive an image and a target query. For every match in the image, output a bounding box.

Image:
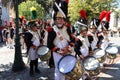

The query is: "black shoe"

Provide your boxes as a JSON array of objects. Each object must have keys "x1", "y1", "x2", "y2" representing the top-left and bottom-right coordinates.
[
  {"x1": 29, "y1": 71, "x2": 34, "y2": 77},
  {"x1": 49, "y1": 65, "x2": 55, "y2": 68},
  {"x1": 85, "y1": 77, "x2": 91, "y2": 80},
  {"x1": 35, "y1": 69, "x2": 40, "y2": 74}
]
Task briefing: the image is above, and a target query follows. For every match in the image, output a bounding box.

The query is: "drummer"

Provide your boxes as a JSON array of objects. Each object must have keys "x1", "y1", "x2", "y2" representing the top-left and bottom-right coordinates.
[
  {"x1": 97, "y1": 11, "x2": 111, "y2": 50},
  {"x1": 47, "y1": 1, "x2": 75, "y2": 79},
  {"x1": 25, "y1": 22, "x2": 41, "y2": 76},
  {"x1": 87, "y1": 18, "x2": 100, "y2": 50},
  {"x1": 74, "y1": 10, "x2": 92, "y2": 60},
  {"x1": 97, "y1": 22, "x2": 110, "y2": 50},
  {"x1": 74, "y1": 22, "x2": 92, "y2": 59}
]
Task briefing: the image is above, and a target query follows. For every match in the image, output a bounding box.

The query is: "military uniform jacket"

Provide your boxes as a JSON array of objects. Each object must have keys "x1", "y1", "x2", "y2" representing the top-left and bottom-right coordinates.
[
  {"x1": 47, "y1": 25, "x2": 75, "y2": 53},
  {"x1": 74, "y1": 35, "x2": 91, "y2": 57},
  {"x1": 28, "y1": 30, "x2": 40, "y2": 60},
  {"x1": 87, "y1": 31, "x2": 98, "y2": 50},
  {"x1": 97, "y1": 32, "x2": 109, "y2": 50}
]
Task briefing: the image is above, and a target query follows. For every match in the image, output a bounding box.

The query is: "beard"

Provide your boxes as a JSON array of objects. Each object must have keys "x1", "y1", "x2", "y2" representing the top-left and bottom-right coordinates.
[{"x1": 57, "y1": 24, "x2": 63, "y2": 28}]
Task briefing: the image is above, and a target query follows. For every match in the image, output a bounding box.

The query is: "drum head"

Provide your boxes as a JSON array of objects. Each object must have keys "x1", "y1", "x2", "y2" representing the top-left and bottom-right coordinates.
[
  {"x1": 106, "y1": 46, "x2": 118, "y2": 54},
  {"x1": 83, "y1": 56, "x2": 99, "y2": 71},
  {"x1": 58, "y1": 55, "x2": 76, "y2": 74},
  {"x1": 93, "y1": 48, "x2": 105, "y2": 58},
  {"x1": 37, "y1": 46, "x2": 49, "y2": 56}
]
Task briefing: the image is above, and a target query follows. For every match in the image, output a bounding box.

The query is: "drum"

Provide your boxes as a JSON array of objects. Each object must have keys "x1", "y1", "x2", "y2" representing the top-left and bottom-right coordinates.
[
  {"x1": 37, "y1": 45, "x2": 51, "y2": 61},
  {"x1": 93, "y1": 48, "x2": 106, "y2": 63},
  {"x1": 106, "y1": 46, "x2": 118, "y2": 59},
  {"x1": 83, "y1": 56, "x2": 100, "y2": 77},
  {"x1": 58, "y1": 55, "x2": 83, "y2": 80}
]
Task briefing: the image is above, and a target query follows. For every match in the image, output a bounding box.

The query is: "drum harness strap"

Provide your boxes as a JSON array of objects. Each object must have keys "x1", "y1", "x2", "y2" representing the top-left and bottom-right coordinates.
[
  {"x1": 53, "y1": 25, "x2": 69, "y2": 48},
  {"x1": 36, "y1": 30, "x2": 43, "y2": 45}
]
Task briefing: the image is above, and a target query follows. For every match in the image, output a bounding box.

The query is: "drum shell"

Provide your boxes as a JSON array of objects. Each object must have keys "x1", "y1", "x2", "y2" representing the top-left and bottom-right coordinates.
[
  {"x1": 106, "y1": 53, "x2": 117, "y2": 59},
  {"x1": 93, "y1": 48, "x2": 106, "y2": 63},
  {"x1": 58, "y1": 55, "x2": 83, "y2": 80},
  {"x1": 39, "y1": 50, "x2": 51, "y2": 61},
  {"x1": 83, "y1": 56, "x2": 100, "y2": 76},
  {"x1": 105, "y1": 46, "x2": 118, "y2": 59},
  {"x1": 65, "y1": 60, "x2": 83, "y2": 80},
  {"x1": 85, "y1": 67, "x2": 100, "y2": 77},
  {"x1": 37, "y1": 46, "x2": 51, "y2": 61}
]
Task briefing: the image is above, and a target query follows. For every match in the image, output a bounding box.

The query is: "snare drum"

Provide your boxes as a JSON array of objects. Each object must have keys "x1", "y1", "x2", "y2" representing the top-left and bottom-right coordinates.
[
  {"x1": 58, "y1": 55, "x2": 83, "y2": 80},
  {"x1": 83, "y1": 56, "x2": 100, "y2": 77},
  {"x1": 37, "y1": 45, "x2": 51, "y2": 61},
  {"x1": 106, "y1": 46, "x2": 118, "y2": 59},
  {"x1": 93, "y1": 48, "x2": 106, "y2": 63}
]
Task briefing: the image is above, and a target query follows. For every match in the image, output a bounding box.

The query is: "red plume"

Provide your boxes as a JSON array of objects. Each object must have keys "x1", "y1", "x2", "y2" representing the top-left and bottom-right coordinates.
[
  {"x1": 99, "y1": 10, "x2": 107, "y2": 21},
  {"x1": 46, "y1": 27, "x2": 53, "y2": 32},
  {"x1": 40, "y1": 20, "x2": 44, "y2": 25},
  {"x1": 23, "y1": 19, "x2": 26, "y2": 24},
  {"x1": 66, "y1": 0, "x2": 69, "y2": 4},
  {"x1": 21, "y1": 16, "x2": 24, "y2": 20},
  {"x1": 106, "y1": 11, "x2": 111, "y2": 22},
  {"x1": 10, "y1": 22, "x2": 12, "y2": 26},
  {"x1": 37, "y1": 19, "x2": 41, "y2": 24},
  {"x1": 79, "y1": 9, "x2": 86, "y2": 18},
  {"x1": 66, "y1": 22, "x2": 70, "y2": 28}
]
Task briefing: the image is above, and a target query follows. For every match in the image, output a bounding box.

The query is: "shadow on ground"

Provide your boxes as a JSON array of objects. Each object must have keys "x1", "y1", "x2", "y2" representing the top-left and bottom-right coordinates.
[{"x1": 0, "y1": 62, "x2": 54, "y2": 80}]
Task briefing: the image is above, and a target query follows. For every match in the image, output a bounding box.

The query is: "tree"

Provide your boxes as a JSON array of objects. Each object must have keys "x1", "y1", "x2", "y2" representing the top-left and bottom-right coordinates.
[
  {"x1": 114, "y1": 9, "x2": 120, "y2": 27},
  {"x1": 27, "y1": 0, "x2": 53, "y2": 14},
  {"x1": 19, "y1": 1, "x2": 45, "y2": 20},
  {"x1": 68, "y1": 0, "x2": 119, "y2": 25},
  {"x1": 36, "y1": 0, "x2": 53, "y2": 14}
]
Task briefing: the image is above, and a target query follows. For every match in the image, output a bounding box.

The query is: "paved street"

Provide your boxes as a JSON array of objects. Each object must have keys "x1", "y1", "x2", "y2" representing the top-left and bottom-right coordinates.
[
  {"x1": 0, "y1": 42, "x2": 54, "y2": 80},
  {"x1": 0, "y1": 36, "x2": 120, "y2": 80},
  {"x1": 97, "y1": 36, "x2": 120, "y2": 80}
]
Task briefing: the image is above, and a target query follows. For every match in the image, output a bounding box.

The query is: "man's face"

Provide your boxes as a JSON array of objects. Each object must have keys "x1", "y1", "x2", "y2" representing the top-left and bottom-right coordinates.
[
  {"x1": 90, "y1": 27, "x2": 97, "y2": 33},
  {"x1": 102, "y1": 29, "x2": 108, "y2": 34},
  {"x1": 32, "y1": 26, "x2": 37, "y2": 31},
  {"x1": 81, "y1": 29, "x2": 87, "y2": 36},
  {"x1": 55, "y1": 17, "x2": 65, "y2": 28}
]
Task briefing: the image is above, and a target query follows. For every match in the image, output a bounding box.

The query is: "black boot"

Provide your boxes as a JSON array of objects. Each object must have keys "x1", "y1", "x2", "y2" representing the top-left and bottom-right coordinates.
[
  {"x1": 29, "y1": 60, "x2": 34, "y2": 76},
  {"x1": 48, "y1": 52, "x2": 55, "y2": 68},
  {"x1": 34, "y1": 59, "x2": 40, "y2": 74}
]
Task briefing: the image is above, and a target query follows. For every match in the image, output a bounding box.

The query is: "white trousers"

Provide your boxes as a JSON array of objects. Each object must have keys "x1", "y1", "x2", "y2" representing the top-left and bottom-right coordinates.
[
  {"x1": 101, "y1": 40, "x2": 109, "y2": 50},
  {"x1": 53, "y1": 52, "x2": 65, "y2": 80}
]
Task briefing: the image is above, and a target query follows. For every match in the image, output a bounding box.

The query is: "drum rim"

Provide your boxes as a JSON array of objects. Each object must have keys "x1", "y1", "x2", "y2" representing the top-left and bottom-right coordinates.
[
  {"x1": 93, "y1": 48, "x2": 102, "y2": 51},
  {"x1": 83, "y1": 56, "x2": 100, "y2": 71},
  {"x1": 37, "y1": 45, "x2": 49, "y2": 56},
  {"x1": 93, "y1": 48, "x2": 105, "y2": 58},
  {"x1": 105, "y1": 46, "x2": 118, "y2": 54},
  {"x1": 58, "y1": 54, "x2": 76, "y2": 74}
]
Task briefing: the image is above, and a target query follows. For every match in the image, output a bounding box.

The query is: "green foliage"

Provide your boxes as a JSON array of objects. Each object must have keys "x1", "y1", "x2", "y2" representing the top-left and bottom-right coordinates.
[
  {"x1": 114, "y1": 9, "x2": 120, "y2": 18},
  {"x1": 19, "y1": 1, "x2": 45, "y2": 20},
  {"x1": 36, "y1": 0, "x2": 53, "y2": 13},
  {"x1": 68, "y1": 0, "x2": 119, "y2": 25}
]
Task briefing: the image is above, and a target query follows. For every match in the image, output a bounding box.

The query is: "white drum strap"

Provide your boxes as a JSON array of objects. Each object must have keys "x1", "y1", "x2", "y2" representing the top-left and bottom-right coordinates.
[
  {"x1": 30, "y1": 31, "x2": 40, "y2": 46},
  {"x1": 77, "y1": 35, "x2": 89, "y2": 56},
  {"x1": 92, "y1": 33, "x2": 98, "y2": 50},
  {"x1": 94, "y1": 33, "x2": 98, "y2": 43},
  {"x1": 77, "y1": 35, "x2": 89, "y2": 49},
  {"x1": 53, "y1": 25, "x2": 68, "y2": 48}
]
